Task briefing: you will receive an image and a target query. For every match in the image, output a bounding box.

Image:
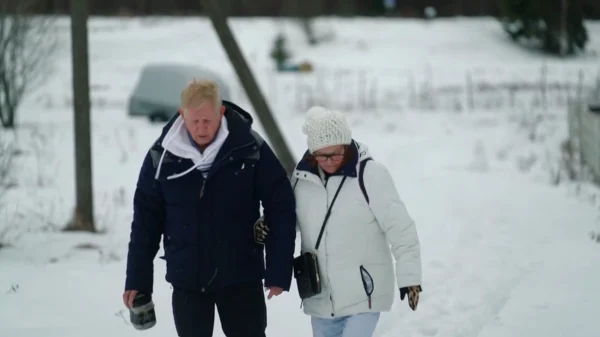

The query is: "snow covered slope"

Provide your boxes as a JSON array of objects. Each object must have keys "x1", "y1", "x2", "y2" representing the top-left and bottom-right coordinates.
[{"x1": 1, "y1": 17, "x2": 599, "y2": 337}]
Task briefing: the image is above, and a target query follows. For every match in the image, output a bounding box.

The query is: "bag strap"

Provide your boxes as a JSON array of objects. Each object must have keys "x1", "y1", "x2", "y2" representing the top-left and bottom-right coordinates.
[
  {"x1": 314, "y1": 176, "x2": 347, "y2": 250},
  {"x1": 358, "y1": 158, "x2": 373, "y2": 204}
]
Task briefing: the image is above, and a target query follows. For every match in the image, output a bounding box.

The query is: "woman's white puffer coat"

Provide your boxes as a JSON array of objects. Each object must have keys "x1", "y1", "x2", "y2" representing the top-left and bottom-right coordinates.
[{"x1": 292, "y1": 142, "x2": 422, "y2": 318}]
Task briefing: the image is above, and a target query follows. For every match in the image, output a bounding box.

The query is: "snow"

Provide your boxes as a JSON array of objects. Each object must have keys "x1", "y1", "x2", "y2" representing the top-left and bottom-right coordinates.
[{"x1": 1, "y1": 16, "x2": 600, "y2": 337}]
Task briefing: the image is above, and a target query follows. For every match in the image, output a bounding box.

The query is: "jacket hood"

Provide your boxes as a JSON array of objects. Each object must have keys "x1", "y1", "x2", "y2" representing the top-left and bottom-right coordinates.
[
  {"x1": 153, "y1": 99, "x2": 254, "y2": 150},
  {"x1": 222, "y1": 100, "x2": 254, "y2": 126},
  {"x1": 150, "y1": 100, "x2": 257, "y2": 181},
  {"x1": 294, "y1": 140, "x2": 373, "y2": 179}
]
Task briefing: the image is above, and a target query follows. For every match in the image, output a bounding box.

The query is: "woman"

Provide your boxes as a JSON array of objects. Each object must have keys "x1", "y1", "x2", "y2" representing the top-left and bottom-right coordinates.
[{"x1": 292, "y1": 106, "x2": 423, "y2": 337}]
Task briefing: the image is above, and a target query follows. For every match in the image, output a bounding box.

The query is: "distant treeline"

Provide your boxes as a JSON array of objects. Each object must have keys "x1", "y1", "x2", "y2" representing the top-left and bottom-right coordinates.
[{"x1": 18, "y1": 0, "x2": 600, "y2": 19}]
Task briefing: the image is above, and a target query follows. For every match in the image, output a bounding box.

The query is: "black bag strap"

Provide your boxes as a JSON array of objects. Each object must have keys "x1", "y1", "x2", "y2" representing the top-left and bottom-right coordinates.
[
  {"x1": 314, "y1": 176, "x2": 347, "y2": 250},
  {"x1": 358, "y1": 158, "x2": 372, "y2": 204}
]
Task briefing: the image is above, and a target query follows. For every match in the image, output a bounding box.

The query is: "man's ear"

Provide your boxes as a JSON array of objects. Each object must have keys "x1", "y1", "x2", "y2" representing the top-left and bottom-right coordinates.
[
  {"x1": 177, "y1": 107, "x2": 184, "y2": 116},
  {"x1": 219, "y1": 105, "x2": 225, "y2": 116}
]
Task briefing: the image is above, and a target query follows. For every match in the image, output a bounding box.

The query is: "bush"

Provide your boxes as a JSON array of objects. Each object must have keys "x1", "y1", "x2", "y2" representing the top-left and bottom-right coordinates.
[{"x1": 497, "y1": 0, "x2": 588, "y2": 56}]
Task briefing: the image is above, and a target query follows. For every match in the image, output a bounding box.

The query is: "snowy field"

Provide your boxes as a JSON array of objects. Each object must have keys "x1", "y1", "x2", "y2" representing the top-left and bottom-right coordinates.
[{"x1": 1, "y1": 16, "x2": 600, "y2": 337}]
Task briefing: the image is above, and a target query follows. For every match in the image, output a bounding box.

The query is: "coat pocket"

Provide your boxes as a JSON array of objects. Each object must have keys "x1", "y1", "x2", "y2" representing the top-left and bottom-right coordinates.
[{"x1": 359, "y1": 265, "x2": 375, "y2": 309}]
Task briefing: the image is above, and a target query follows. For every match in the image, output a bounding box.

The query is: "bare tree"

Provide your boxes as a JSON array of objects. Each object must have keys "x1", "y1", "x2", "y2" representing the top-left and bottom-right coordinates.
[
  {"x1": 281, "y1": 0, "x2": 324, "y2": 46},
  {"x1": 0, "y1": 132, "x2": 15, "y2": 248},
  {"x1": 0, "y1": 0, "x2": 58, "y2": 129},
  {"x1": 0, "y1": 132, "x2": 14, "y2": 202},
  {"x1": 64, "y1": 0, "x2": 95, "y2": 232},
  {"x1": 297, "y1": 0, "x2": 325, "y2": 46}
]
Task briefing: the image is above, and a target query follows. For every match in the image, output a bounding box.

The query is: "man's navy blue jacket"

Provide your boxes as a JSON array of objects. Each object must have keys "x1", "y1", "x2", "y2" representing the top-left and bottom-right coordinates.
[{"x1": 125, "y1": 101, "x2": 296, "y2": 294}]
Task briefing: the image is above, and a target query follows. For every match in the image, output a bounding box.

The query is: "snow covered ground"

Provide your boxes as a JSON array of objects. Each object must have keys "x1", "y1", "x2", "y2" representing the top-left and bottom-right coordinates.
[{"x1": 1, "y1": 16, "x2": 600, "y2": 337}]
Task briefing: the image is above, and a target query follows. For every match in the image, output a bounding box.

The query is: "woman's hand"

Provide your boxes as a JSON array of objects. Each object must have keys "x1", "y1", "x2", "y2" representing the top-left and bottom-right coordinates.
[
  {"x1": 400, "y1": 285, "x2": 422, "y2": 311},
  {"x1": 254, "y1": 216, "x2": 269, "y2": 244}
]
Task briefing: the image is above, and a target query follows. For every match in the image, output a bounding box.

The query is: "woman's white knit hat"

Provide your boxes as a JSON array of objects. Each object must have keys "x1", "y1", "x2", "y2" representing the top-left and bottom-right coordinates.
[{"x1": 302, "y1": 106, "x2": 352, "y2": 153}]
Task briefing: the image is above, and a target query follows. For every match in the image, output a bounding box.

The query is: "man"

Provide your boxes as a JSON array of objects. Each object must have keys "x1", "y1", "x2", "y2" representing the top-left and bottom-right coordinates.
[{"x1": 123, "y1": 79, "x2": 297, "y2": 337}]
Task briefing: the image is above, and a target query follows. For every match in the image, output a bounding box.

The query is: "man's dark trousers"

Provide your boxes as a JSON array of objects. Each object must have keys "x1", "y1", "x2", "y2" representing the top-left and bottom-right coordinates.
[{"x1": 172, "y1": 281, "x2": 267, "y2": 337}]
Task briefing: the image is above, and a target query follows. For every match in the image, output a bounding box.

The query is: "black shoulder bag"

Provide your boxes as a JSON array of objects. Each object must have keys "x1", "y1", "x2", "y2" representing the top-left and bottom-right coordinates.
[{"x1": 293, "y1": 176, "x2": 347, "y2": 300}]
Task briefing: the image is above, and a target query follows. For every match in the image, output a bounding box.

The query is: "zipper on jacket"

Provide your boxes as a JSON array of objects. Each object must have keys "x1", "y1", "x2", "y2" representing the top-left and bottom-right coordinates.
[
  {"x1": 199, "y1": 141, "x2": 254, "y2": 292},
  {"x1": 323, "y1": 181, "x2": 335, "y2": 317},
  {"x1": 197, "y1": 176, "x2": 207, "y2": 290},
  {"x1": 326, "y1": 263, "x2": 335, "y2": 316},
  {"x1": 207, "y1": 268, "x2": 218, "y2": 285},
  {"x1": 199, "y1": 179, "x2": 205, "y2": 198},
  {"x1": 201, "y1": 268, "x2": 218, "y2": 292},
  {"x1": 329, "y1": 294, "x2": 335, "y2": 316}
]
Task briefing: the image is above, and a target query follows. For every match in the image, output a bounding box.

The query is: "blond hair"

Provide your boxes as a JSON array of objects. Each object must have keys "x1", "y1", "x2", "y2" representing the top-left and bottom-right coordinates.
[{"x1": 180, "y1": 79, "x2": 221, "y2": 113}]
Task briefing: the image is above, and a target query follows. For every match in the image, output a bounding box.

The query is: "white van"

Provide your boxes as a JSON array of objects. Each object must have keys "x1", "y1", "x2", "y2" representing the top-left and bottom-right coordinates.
[{"x1": 127, "y1": 63, "x2": 231, "y2": 122}]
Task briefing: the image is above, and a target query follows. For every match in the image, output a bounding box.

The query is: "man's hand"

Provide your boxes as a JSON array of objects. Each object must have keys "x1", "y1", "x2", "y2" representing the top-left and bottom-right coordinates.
[
  {"x1": 123, "y1": 290, "x2": 139, "y2": 308},
  {"x1": 266, "y1": 286, "x2": 283, "y2": 300},
  {"x1": 400, "y1": 285, "x2": 422, "y2": 311}
]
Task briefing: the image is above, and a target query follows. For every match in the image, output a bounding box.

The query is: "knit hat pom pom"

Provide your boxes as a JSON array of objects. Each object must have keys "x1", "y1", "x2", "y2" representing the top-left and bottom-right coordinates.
[{"x1": 302, "y1": 106, "x2": 329, "y2": 135}]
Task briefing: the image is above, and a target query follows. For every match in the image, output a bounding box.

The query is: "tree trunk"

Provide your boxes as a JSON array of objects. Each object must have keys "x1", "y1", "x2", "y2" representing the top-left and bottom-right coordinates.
[
  {"x1": 200, "y1": 0, "x2": 296, "y2": 176},
  {"x1": 338, "y1": 0, "x2": 358, "y2": 16},
  {"x1": 66, "y1": 0, "x2": 95, "y2": 232},
  {"x1": 560, "y1": 0, "x2": 568, "y2": 56},
  {"x1": 0, "y1": 106, "x2": 16, "y2": 129}
]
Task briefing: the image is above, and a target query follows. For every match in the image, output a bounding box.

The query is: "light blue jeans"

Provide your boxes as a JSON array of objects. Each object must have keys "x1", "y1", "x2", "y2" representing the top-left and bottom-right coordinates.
[{"x1": 311, "y1": 312, "x2": 380, "y2": 337}]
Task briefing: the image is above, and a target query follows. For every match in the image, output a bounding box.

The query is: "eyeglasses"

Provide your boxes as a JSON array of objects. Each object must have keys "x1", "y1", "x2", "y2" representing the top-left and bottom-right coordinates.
[{"x1": 314, "y1": 153, "x2": 344, "y2": 162}]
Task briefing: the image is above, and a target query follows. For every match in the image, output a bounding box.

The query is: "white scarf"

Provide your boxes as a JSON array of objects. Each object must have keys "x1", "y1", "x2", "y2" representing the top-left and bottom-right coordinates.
[{"x1": 154, "y1": 115, "x2": 229, "y2": 180}]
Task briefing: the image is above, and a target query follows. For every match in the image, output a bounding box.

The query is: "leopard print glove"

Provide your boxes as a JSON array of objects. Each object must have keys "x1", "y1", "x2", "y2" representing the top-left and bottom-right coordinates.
[
  {"x1": 253, "y1": 216, "x2": 269, "y2": 244},
  {"x1": 400, "y1": 285, "x2": 422, "y2": 311}
]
